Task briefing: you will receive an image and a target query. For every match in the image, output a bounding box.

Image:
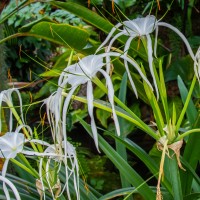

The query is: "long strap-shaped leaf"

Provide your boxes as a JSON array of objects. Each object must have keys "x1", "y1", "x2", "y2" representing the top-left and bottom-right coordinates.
[
  {"x1": 78, "y1": 116, "x2": 156, "y2": 200},
  {"x1": 178, "y1": 76, "x2": 200, "y2": 195}
]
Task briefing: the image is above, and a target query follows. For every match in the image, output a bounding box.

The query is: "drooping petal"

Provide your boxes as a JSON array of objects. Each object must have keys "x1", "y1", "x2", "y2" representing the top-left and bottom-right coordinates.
[
  {"x1": 86, "y1": 81, "x2": 100, "y2": 152},
  {"x1": 154, "y1": 26, "x2": 159, "y2": 58},
  {"x1": 0, "y1": 175, "x2": 21, "y2": 200},
  {"x1": 105, "y1": 31, "x2": 126, "y2": 74},
  {"x1": 146, "y1": 34, "x2": 159, "y2": 99},
  {"x1": 99, "y1": 52, "x2": 154, "y2": 91},
  {"x1": 157, "y1": 22, "x2": 195, "y2": 60},
  {"x1": 123, "y1": 36, "x2": 138, "y2": 97},
  {"x1": 61, "y1": 86, "x2": 78, "y2": 142},
  {"x1": 96, "y1": 22, "x2": 123, "y2": 53},
  {"x1": 99, "y1": 69, "x2": 120, "y2": 136},
  {"x1": 1, "y1": 159, "x2": 10, "y2": 200}
]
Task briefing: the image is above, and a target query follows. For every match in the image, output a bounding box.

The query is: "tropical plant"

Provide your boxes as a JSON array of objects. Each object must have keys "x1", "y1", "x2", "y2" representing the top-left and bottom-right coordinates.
[{"x1": 0, "y1": 0, "x2": 199, "y2": 200}]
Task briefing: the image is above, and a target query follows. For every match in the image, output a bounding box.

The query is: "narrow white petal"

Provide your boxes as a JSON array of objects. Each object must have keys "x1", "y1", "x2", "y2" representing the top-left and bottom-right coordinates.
[
  {"x1": 62, "y1": 86, "x2": 78, "y2": 144},
  {"x1": 28, "y1": 139, "x2": 51, "y2": 147},
  {"x1": 106, "y1": 32, "x2": 125, "y2": 74},
  {"x1": 39, "y1": 158, "x2": 45, "y2": 200},
  {"x1": 2, "y1": 159, "x2": 10, "y2": 200},
  {"x1": 146, "y1": 34, "x2": 159, "y2": 99},
  {"x1": 0, "y1": 175, "x2": 21, "y2": 200},
  {"x1": 96, "y1": 23, "x2": 123, "y2": 53},
  {"x1": 124, "y1": 36, "x2": 138, "y2": 97},
  {"x1": 158, "y1": 22, "x2": 195, "y2": 60},
  {"x1": 99, "y1": 69, "x2": 120, "y2": 136},
  {"x1": 22, "y1": 150, "x2": 59, "y2": 157},
  {"x1": 154, "y1": 26, "x2": 159, "y2": 58},
  {"x1": 98, "y1": 52, "x2": 154, "y2": 91},
  {"x1": 87, "y1": 81, "x2": 100, "y2": 152}
]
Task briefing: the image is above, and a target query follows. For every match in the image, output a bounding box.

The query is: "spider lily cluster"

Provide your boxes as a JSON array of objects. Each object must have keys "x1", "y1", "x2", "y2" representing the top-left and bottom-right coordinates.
[{"x1": 0, "y1": 14, "x2": 199, "y2": 200}]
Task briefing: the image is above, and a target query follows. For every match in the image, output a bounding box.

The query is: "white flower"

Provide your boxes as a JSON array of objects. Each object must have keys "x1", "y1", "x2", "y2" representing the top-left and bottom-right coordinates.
[
  {"x1": 96, "y1": 15, "x2": 196, "y2": 99},
  {"x1": 43, "y1": 96, "x2": 80, "y2": 199},
  {"x1": 0, "y1": 132, "x2": 25, "y2": 159},
  {"x1": 56, "y1": 54, "x2": 121, "y2": 152},
  {"x1": 38, "y1": 140, "x2": 79, "y2": 200},
  {"x1": 96, "y1": 15, "x2": 158, "y2": 98}
]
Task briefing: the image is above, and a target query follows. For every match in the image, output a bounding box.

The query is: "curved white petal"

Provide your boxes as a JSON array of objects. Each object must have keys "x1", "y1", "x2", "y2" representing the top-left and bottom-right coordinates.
[
  {"x1": 124, "y1": 36, "x2": 138, "y2": 97},
  {"x1": 2, "y1": 159, "x2": 10, "y2": 200},
  {"x1": 62, "y1": 86, "x2": 78, "y2": 142},
  {"x1": 0, "y1": 175, "x2": 21, "y2": 200},
  {"x1": 99, "y1": 69, "x2": 120, "y2": 136},
  {"x1": 146, "y1": 34, "x2": 159, "y2": 99},
  {"x1": 157, "y1": 22, "x2": 195, "y2": 60},
  {"x1": 98, "y1": 52, "x2": 154, "y2": 91},
  {"x1": 105, "y1": 32, "x2": 125, "y2": 74},
  {"x1": 96, "y1": 22, "x2": 123, "y2": 53},
  {"x1": 154, "y1": 26, "x2": 159, "y2": 58},
  {"x1": 86, "y1": 81, "x2": 100, "y2": 152},
  {"x1": 194, "y1": 47, "x2": 200, "y2": 82}
]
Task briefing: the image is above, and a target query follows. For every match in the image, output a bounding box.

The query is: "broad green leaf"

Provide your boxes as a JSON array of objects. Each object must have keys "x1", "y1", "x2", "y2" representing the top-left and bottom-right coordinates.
[
  {"x1": 108, "y1": 135, "x2": 172, "y2": 195},
  {"x1": 99, "y1": 186, "x2": 172, "y2": 200},
  {"x1": 28, "y1": 21, "x2": 89, "y2": 49},
  {"x1": 0, "y1": 21, "x2": 90, "y2": 51},
  {"x1": 116, "y1": 72, "x2": 131, "y2": 191},
  {"x1": 18, "y1": 17, "x2": 53, "y2": 32},
  {"x1": 50, "y1": 1, "x2": 148, "y2": 61}
]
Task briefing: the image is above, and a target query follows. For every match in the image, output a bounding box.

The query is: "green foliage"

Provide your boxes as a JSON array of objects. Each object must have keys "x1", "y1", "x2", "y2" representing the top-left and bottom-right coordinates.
[{"x1": 0, "y1": 0, "x2": 199, "y2": 200}]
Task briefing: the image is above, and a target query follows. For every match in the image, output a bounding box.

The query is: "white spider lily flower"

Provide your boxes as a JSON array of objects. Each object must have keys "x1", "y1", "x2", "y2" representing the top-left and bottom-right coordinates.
[
  {"x1": 0, "y1": 175, "x2": 21, "y2": 200},
  {"x1": 0, "y1": 130, "x2": 77, "y2": 200},
  {"x1": 0, "y1": 132, "x2": 25, "y2": 159},
  {"x1": 0, "y1": 88, "x2": 25, "y2": 133},
  {"x1": 0, "y1": 131, "x2": 25, "y2": 200},
  {"x1": 57, "y1": 54, "x2": 120, "y2": 152},
  {"x1": 96, "y1": 15, "x2": 159, "y2": 98},
  {"x1": 43, "y1": 92, "x2": 63, "y2": 144},
  {"x1": 43, "y1": 95, "x2": 80, "y2": 199},
  {"x1": 57, "y1": 53, "x2": 153, "y2": 151},
  {"x1": 96, "y1": 15, "x2": 196, "y2": 99},
  {"x1": 38, "y1": 140, "x2": 79, "y2": 200}
]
